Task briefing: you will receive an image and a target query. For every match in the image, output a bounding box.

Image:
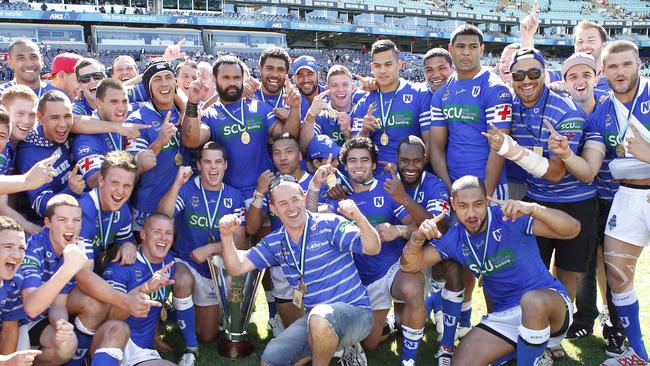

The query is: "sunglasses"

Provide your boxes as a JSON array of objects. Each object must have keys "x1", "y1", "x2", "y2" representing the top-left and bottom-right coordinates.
[
  {"x1": 78, "y1": 72, "x2": 106, "y2": 84},
  {"x1": 269, "y1": 174, "x2": 298, "y2": 191},
  {"x1": 511, "y1": 68, "x2": 542, "y2": 82}
]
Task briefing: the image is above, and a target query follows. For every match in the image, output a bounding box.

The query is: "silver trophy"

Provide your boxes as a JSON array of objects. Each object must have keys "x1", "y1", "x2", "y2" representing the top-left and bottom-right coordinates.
[{"x1": 208, "y1": 255, "x2": 265, "y2": 358}]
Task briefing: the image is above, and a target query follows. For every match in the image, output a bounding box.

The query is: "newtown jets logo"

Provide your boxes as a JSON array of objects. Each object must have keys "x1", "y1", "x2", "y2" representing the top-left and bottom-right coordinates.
[
  {"x1": 641, "y1": 100, "x2": 650, "y2": 115},
  {"x1": 374, "y1": 196, "x2": 384, "y2": 208},
  {"x1": 113, "y1": 211, "x2": 120, "y2": 223},
  {"x1": 472, "y1": 86, "x2": 481, "y2": 97},
  {"x1": 224, "y1": 198, "x2": 233, "y2": 208},
  {"x1": 444, "y1": 314, "x2": 457, "y2": 326},
  {"x1": 416, "y1": 192, "x2": 424, "y2": 203},
  {"x1": 403, "y1": 94, "x2": 413, "y2": 104}
]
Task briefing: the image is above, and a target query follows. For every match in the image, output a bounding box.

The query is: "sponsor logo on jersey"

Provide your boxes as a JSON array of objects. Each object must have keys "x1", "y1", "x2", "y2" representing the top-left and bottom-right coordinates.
[{"x1": 442, "y1": 105, "x2": 481, "y2": 122}]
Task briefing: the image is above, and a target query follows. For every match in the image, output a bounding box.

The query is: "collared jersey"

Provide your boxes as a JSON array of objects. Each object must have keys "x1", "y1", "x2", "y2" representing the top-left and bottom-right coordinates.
[
  {"x1": 16, "y1": 125, "x2": 76, "y2": 217},
  {"x1": 200, "y1": 99, "x2": 277, "y2": 197},
  {"x1": 73, "y1": 117, "x2": 126, "y2": 183},
  {"x1": 0, "y1": 80, "x2": 63, "y2": 102},
  {"x1": 126, "y1": 102, "x2": 187, "y2": 219},
  {"x1": 78, "y1": 188, "x2": 134, "y2": 266},
  {"x1": 396, "y1": 171, "x2": 450, "y2": 219},
  {"x1": 246, "y1": 212, "x2": 370, "y2": 311},
  {"x1": 430, "y1": 68, "x2": 513, "y2": 182},
  {"x1": 432, "y1": 205, "x2": 567, "y2": 312},
  {"x1": 173, "y1": 177, "x2": 246, "y2": 278},
  {"x1": 72, "y1": 97, "x2": 93, "y2": 116},
  {"x1": 103, "y1": 252, "x2": 175, "y2": 349},
  {"x1": 351, "y1": 80, "x2": 428, "y2": 165},
  {"x1": 511, "y1": 86, "x2": 595, "y2": 202}
]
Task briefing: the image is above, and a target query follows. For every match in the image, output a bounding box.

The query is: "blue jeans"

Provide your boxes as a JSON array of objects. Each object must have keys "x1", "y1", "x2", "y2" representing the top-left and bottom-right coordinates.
[{"x1": 261, "y1": 302, "x2": 372, "y2": 366}]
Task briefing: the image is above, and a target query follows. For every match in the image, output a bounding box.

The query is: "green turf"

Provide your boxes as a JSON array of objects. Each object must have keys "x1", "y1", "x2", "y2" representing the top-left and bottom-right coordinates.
[{"x1": 159, "y1": 249, "x2": 650, "y2": 365}]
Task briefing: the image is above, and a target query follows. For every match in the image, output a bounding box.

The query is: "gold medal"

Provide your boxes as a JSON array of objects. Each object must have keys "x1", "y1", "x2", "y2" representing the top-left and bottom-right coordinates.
[
  {"x1": 298, "y1": 281, "x2": 307, "y2": 295},
  {"x1": 380, "y1": 132, "x2": 389, "y2": 146},
  {"x1": 292, "y1": 288, "x2": 304, "y2": 309},
  {"x1": 327, "y1": 108, "x2": 338, "y2": 118},
  {"x1": 175, "y1": 152, "x2": 182, "y2": 166},
  {"x1": 533, "y1": 146, "x2": 544, "y2": 156},
  {"x1": 241, "y1": 131, "x2": 251, "y2": 145},
  {"x1": 616, "y1": 143, "x2": 626, "y2": 158},
  {"x1": 160, "y1": 306, "x2": 168, "y2": 321},
  {"x1": 326, "y1": 173, "x2": 337, "y2": 188}
]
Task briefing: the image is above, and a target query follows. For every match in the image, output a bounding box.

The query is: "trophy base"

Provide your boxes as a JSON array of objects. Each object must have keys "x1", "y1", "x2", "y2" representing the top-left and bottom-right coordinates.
[{"x1": 217, "y1": 338, "x2": 254, "y2": 358}]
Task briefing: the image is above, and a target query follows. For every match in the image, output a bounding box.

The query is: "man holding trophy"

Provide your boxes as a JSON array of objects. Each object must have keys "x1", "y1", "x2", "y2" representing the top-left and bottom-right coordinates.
[{"x1": 218, "y1": 169, "x2": 382, "y2": 366}]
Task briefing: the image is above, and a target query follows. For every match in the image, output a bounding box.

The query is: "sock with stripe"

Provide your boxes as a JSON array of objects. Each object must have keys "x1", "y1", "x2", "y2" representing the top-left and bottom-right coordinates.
[{"x1": 612, "y1": 287, "x2": 648, "y2": 360}]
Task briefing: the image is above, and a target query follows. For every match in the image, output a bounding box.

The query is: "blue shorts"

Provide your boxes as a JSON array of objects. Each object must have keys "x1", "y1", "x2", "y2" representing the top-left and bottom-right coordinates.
[{"x1": 261, "y1": 302, "x2": 372, "y2": 366}]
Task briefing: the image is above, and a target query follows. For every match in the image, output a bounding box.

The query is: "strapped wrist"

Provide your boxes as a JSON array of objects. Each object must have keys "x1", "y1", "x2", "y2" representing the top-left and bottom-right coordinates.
[{"x1": 185, "y1": 102, "x2": 199, "y2": 118}]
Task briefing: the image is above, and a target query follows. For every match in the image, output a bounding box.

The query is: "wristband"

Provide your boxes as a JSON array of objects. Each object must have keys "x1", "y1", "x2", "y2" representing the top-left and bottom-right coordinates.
[
  {"x1": 251, "y1": 197, "x2": 263, "y2": 209},
  {"x1": 185, "y1": 102, "x2": 199, "y2": 118}
]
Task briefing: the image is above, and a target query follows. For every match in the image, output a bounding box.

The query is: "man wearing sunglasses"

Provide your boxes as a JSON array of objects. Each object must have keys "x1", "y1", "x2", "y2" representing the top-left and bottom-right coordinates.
[
  {"x1": 483, "y1": 48, "x2": 595, "y2": 321},
  {"x1": 73, "y1": 58, "x2": 106, "y2": 117}
]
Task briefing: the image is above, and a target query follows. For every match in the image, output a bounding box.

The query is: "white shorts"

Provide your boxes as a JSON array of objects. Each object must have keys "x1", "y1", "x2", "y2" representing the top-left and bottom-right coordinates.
[
  {"x1": 174, "y1": 258, "x2": 219, "y2": 307},
  {"x1": 605, "y1": 185, "x2": 650, "y2": 247},
  {"x1": 270, "y1": 266, "x2": 293, "y2": 300},
  {"x1": 366, "y1": 262, "x2": 401, "y2": 310},
  {"x1": 122, "y1": 338, "x2": 161, "y2": 366},
  {"x1": 478, "y1": 291, "x2": 573, "y2": 348}
]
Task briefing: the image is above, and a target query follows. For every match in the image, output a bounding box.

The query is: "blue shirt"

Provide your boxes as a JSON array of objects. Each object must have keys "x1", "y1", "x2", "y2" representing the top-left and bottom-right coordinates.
[
  {"x1": 432, "y1": 205, "x2": 567, "y2": 312},
  {"x1": 104, "y1": 252, "x2": 175, "y2": 349},
  {"x1": 72, "y1": 97, "x2": 93, "y2": 116},
  {"x1": 0, "y1": 276, "x2": 27, "y2": 325},
  {"x1": 21, "y1": 228, "x2": 76, "y2": 320},
  {"x1": 16, "y1": 125, "x2": 77, "y2": 217},
  {"x1": 352, "y1": 80, "x2": 428, "y2": 166},
  {"x1": 247, "y1": 212, "x2": 370, "y2": 311},
  {"x1": 78, "y1": 188, "x2": 134, "y2": 265},
  {"x1": 511, "y1": 86, "x2": 595, "y2": 202},
  {"x1": 126, "y1": 102, "x2": 187, "y2": 222},
  {"x1": 73, "y1": 123, "x2": 126, "y2": 184},
  {"x1": 253, "y1": 89, "x2": 289, "y2": 111},
  {"x1": 201, "y1": 100, "x2": 277, "y2": 198},
  {"x1": 0, "y1": 80, "x2": 63, "y2": 101},
  {"x1": 396, "y1": 171, "x2": 450, "y2": 219},
  {"x1": 430, "y1": 68, "x2": 513, "y2": 182},
  {"x1": 172, "y1": 177, "x2": 246, "y2": 278},
  {"x1": 313, "y1": 109, "x2": 349, "y2": 146},
  {"x1": 0, "y1": 140, "x2": 15, "y2": 175}
]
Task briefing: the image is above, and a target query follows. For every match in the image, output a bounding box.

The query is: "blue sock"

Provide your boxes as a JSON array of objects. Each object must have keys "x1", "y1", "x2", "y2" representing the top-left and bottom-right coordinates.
[
  {"x1": 91, "y1": 348, "x2": 122, "y2": 366},
  {"x1": 460, "y1": 301, "x2": 472, "y2": 328},
  {"x1": 440, "y1": 288, "x2": 463, "y2": 348},
  {"x1": 173, "y1": 296, "x2": 199, "y2": 348},
  {"x1": 492, "y1": 350, "x2": 516, "y2": 366},
  {"x1": 401, "y1": 325, "x2": 424, "y2": 364},
  {"x1": 266, "y1": 291, "x2": 278, "y2": 318},
  {"x1": 65, "y1": 321, "x2": 94, "y2": 366},
  {"x1": 425, "y1": 281, "x2": 443, "y2": 316},
  {"x1": 612, "y1": 288, "x2": 649, "y2": 360},
  {"x1": 517, "y1": 325, "x2": 549, "y2": 365}
]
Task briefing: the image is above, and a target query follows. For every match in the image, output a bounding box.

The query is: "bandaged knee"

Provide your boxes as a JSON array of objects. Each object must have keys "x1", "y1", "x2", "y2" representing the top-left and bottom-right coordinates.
[
  {"x1": 172, "y1": 296, "x2": 194, "y2": 310},
  {"x1": 497, "y1": 134, "x2": 549, "y2": 178},
  {"x1": 75, "y1": 317, "x2": 97, "y2": 336}
]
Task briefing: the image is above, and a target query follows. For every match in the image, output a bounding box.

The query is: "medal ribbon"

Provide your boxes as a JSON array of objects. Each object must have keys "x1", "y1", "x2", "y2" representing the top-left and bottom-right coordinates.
[
  {"x1": 219, "y1": 100, "x2": 247, "y2": 136},
  {"x1": 464, "y1": 208, "x2": 492, "y2": 277},
  {"x1": 613, "y1": 79, "x2": 642, "y2": 145},
  {"x1": 96, "y1": 191, "x2": 114, "y2": 251},
  {"x1": 378, "y1": 80, "x2": 405, "y2": 133},
  {"x1": 140, "y1": 251, "x2": 166, "y2": 305},
  {"x1": 260, "y1": 88, "x2": 283, "y2": 109},
  {"x1": 200, "y1": 181, "x2": 224, "y2": 240},
  {"x1": 283, "y1": 216, "x2": 309, "y2": 282},
  {"x1": 108, "y1": 132, "x2": 123, "y2": 151}
]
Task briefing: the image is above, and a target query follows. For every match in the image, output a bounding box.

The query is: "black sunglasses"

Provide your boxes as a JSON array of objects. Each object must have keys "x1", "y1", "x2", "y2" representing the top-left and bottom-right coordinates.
[
  {"x1": 269, "y1": 174, "x2": 298, "y2": 191},
  {"x1": 78, "y1": 72, "x2": 106, "y2": 84},
  {"x1": 511, "y1": 68, "x2": 542, "y2": 82}
]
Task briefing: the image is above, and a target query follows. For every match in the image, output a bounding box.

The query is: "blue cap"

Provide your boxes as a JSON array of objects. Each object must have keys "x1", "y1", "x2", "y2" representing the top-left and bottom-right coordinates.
[
  {"x1": 291, "y1": 55, "x2": 318, "y2": 75},
  {"x1": 308, "y1": 135, "x2": 341, "y2": 160},
  {"x1": 509, "y1": 48, "x2": 545, "y2": 72}
]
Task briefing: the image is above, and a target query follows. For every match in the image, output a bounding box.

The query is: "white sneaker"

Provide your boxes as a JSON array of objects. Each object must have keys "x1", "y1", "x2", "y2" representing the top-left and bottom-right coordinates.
[
  {"x1": 434, "y1": 311, "x2": 444, "y2": 334},
  {"x1": 338, "y1": 343, "x2": 367, "y2": 366},
  {"x1": 401, "y1": 359, "x2": 415, "y2": 366},
  {"x1": 177, "y1": 348, "x2": 197, "y2": 366},
  {"x1": 268, "y1": 313, "x2": 285, "y2": 337},
  {"x1": 434, "y1": 345, "x2": 454, "y2": 366},
  {"x1": 386, "y1": 312, "x2": 396, "y2": 333},
  {"x1": 600, "y1": 348, "x2": 648, "y2": 365}
]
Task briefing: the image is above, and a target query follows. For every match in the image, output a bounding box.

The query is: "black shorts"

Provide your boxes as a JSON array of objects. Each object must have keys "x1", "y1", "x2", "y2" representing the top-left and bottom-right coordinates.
[
  {"x1": 595, "y1": 198, "x2": 612, "y2": 248},
  {"x1": 27, "y1": 317, "x2": 49, "y2": 348},
  {"x1": 524, "y1": 197, "x2": 596, "y2": 273}
]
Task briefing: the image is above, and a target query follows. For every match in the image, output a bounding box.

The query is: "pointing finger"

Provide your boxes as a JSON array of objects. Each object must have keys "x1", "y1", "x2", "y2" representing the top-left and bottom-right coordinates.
[
  {"x1": 134, "y1": 123, "x2": 150, "y2": 130},
  {"x1": 164, "y1": 111, "x2": 172, "y2": 124},
  {"x1": 70, "y1": 164, "x2": 80, "y2": 176},
  {"x1": 532, "y1": 0, "x2": 538, "y2": 15},
  {"x1": 489, "y1": 122, "x2": 502, "y2": 133},
  {"x1": 432, "y1": 209, "x2": 448, "y2": 223},
  {"x1": 317, "y1": 89, "x2": 331, "y2": 99},
  {"x1": 177, "y1": 38, "x2": 186, "y2": 48},
  {"x1": 629, "y1": 123, "x2": 640, "y2": 136},
  {"x1": 487, "y1": 196, "x2": 506, "y2": 205},
  {"x1": 543, "y1": 118, "x2": 560, "y2": 138},
  {"x1": 40, "y1": 154, "x2": 60, "y2": 167},
  {"x1": 326, "y1": 153, "x2": 333, "y2": 166},
  {"x1": 160, "y1": 261, "x2": 175, "y2": 273}
]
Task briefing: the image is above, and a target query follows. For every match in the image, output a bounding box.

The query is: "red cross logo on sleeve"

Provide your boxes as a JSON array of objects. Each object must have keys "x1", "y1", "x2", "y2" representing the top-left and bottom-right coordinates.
[
  {"x1": 498, "y1": 105, "x2": 511, "y2": 121},
  {"x1": 80, "y1": 157, "x2": 94, "y2": 172}
]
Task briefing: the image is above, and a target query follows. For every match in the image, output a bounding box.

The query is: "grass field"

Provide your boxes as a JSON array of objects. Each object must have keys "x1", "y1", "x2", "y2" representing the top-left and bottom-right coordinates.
[{"x1": 159, "y1": 249, "x2": 650, "y2": 365}]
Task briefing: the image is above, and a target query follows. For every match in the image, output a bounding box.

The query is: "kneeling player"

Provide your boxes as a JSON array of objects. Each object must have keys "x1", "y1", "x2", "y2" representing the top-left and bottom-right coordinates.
[{"x1": 401, "y1": 176, "x2": 580, "y2": 365}]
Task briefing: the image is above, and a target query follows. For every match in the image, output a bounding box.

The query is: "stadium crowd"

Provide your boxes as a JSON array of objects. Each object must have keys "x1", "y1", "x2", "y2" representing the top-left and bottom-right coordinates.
[{"x1": 0, "y1": 3, "x2": 649, "y2": 366}]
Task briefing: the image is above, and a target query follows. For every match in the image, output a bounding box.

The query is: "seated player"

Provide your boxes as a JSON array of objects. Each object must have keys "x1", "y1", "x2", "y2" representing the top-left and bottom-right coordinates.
[{"x1": 401, "y1": 176, "x2": 580, "y2": 365}]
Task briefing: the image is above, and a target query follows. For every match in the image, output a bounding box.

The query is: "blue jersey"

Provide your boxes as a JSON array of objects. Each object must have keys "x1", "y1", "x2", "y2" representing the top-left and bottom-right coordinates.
[
  {"x1": 103, "y1": 252, "x2": 175, "y2": 349},
  {"x1": 0, "y1": 80, "x2": 63, "y2": 102},
  {"x1": 299, "y1": 85, "x2": 326, "y2": 120},
  {"x1": 173, "y1": 177, "x2": 246, "y2": 278},
  {"x1": 313, "y1": 109, "x2": 349, "y2": 146},
  {"x1": 127, "y1": 83, "x2": 148, "y2": 104},
  {"x1": 16, "y1": 125, "x2": 77, "y2": 217},
  {"x1": 201, "y1": 100, "x2": 277, "y2": 198},
  {"x1": 0, "y1": 275, "x2": 27, "y2": 325},
  {"x1": 433, "y1": 205, "x2": 567, "y2": 312},
  {"x1": 511, "y1": 86, "x2": 595, "y2": 202},
  {"x1": 352, "y1": 80, "x2": 428, "y2": 165},
  {"x1": 21, "y1": 229, "x2": 75, "y2": 320},
  {"x1": 126, "y1": 102, "x2": 187, "y2": 224},
  {"x1": 78, "y1": 188, "x2": 134, "y2": 265},
  {"x1": 247, "y1": 212, "x2": 370, "y2": 310},
  {"x1": 253, "y1": 89, "x2": 289, "y2": 111},
  {"x1": 417, "y1": 82, "x2": 434, "y2": 132},
  {"x1": 73, "y1": 122, "x2": 126, "y2": 183},
  {"x1": 396, "y1": 171, "x2": 450, "y2": 219},
  {"x1": 430, "y1": 68, "x2": 513, "y2": 182},
  {"x1": 0, "y1": 140, "x2": 15, "y2": 175},
  {"x1": 261, "y1": 172, "x2": 312, "y2": 230},
  {"x1": 72, "y1": 97, "x2": 93, "y2": 116}
]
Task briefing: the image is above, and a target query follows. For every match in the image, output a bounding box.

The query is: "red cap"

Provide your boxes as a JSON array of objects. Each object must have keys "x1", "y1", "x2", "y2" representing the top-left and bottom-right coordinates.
[{"x1": 43, "y1": 53, "x2": 82, "y2": 79}]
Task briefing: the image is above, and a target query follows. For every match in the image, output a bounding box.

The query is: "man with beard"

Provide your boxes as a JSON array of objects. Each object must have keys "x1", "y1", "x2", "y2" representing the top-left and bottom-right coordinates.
[
  {"x1": 157, "y1": 142, "x2": 246, "y2": 364},
  {"x1": 182, "y1": 55, "x2": 301, "y2": 202},
  {"x1": 45, "y1": 53, "x2": 82, "y2": 102},
  {"x1": 547, "y1": 40, "x2": 650, "y2": 365},
  {"x1": 72, "y1": 58, "x2": 106, "y2": 117},
  {"x1": 484, "y1": 49, "x2": 596, "y2": 362},
  {"x1": 0, "y1": 39, "x2": 62, "y2": 100},
  {"x1": 291, "y1": 56, "x2": 325, "y2": 120},
  {"x1": 400, "y1": 176, "x2": 579, "y2": 365},
  {"x1": 126, "y1": 59, "x2": 188, "y2": 231},
  {"x1": 300, "y1": 65, "x2": 354, "y2": 151},
  {"x1": 307, "y1": 137, "x2": 429, "y2": 365},
  {"x1": 253, "y1": 47, "x2": 293, "y2": 122},
  {"x1": 352, "y1": 40, "x2": 431, "y2": 168}
]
